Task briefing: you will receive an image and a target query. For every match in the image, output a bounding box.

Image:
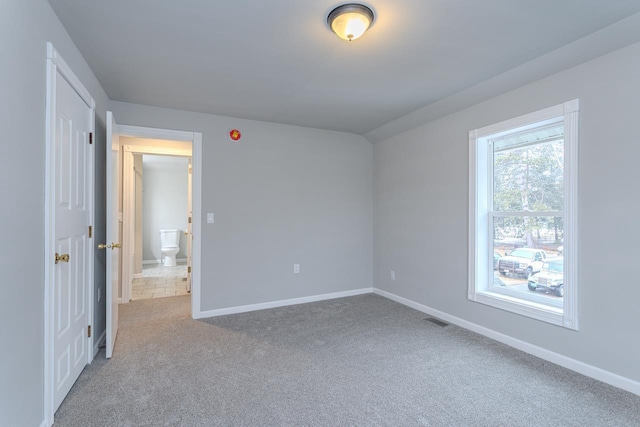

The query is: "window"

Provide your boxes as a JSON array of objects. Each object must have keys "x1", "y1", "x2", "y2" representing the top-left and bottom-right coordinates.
[{"x1": 469, "y1": 100, "x2": 579, "y2": 330}]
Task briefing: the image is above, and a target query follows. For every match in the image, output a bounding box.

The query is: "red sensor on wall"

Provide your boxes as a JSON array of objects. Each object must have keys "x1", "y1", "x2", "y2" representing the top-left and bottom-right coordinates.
[{"x1": 229, "y1": 129, "x2": 241, "y2": 141}]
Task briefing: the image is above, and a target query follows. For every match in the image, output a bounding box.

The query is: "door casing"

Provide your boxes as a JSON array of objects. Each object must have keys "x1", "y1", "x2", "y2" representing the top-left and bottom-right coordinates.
[{"x1": 117, "y1": 125, "x2": 202, "y2": 317}]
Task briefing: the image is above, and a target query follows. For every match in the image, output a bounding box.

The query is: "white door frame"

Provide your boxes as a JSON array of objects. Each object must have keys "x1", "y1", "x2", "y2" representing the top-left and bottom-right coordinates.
[
  {"x1": 44, "y1": 42, "x2": 96, "y2": 427},
  {"x1": 117, "y1": 125, "x2": 202, "y2": 317},
  {"x1": 187, "y1": 158, "x2": 193, "y2": 291}
]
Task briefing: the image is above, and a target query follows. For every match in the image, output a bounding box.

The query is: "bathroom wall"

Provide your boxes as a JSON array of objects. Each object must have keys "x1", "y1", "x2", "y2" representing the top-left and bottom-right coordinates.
[{"x1": 142, "y1": 155, "x2": 190, "y2": 262}]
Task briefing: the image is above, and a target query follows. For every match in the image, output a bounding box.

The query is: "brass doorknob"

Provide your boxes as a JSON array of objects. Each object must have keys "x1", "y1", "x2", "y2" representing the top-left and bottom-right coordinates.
[
  {"x1": 55, "y1": 253, "x2": 70, "y2": 264},
  {"x1": 98, "y1": 243, "x2": 121, "y2": 250}
]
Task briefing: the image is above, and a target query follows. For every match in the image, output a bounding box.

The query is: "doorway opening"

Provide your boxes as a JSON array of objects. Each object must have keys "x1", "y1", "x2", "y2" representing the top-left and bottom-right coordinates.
[
  {"x1": 120, "y1": 138, "x2": 193, "y2": 307},
  {"x1": 130, "y1": 152, "x2": 192, "y2": 301},
  {"x1": 107, "y1": 121, "x2": 203, "y2": 344},
  {"x1": 103, "y1": 116, "x2": 202, "y2": 362}
]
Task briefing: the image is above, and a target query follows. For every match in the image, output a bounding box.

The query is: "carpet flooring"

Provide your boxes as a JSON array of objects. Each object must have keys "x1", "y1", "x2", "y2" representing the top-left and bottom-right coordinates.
[{"x1": 54, "y1": 294, "x2": 640, "y2": 426}]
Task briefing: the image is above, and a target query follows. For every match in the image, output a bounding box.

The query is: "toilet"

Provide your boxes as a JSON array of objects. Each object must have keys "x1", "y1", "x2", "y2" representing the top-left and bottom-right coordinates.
[{"x1": 159, "y1": 229, "x2": 181, "y2": 267}]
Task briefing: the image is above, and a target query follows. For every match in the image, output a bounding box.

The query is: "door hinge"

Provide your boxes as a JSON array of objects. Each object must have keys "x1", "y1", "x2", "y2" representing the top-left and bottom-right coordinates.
[
  {"x1": 188, "y1": 266, "x2": 191, "y2": 273},
  {"x1": 88, "y1": 225, "x2": 92, "y2": 238},
  {"x1": 89, "y1": 132, "x2": 93, "y2": 145},
  {"x1": 188, "y1": 217, "x2": 192, "y2": 224},
  {"x1": 87, "y1": 325, "x2": 92, "y2": 338},
  {"x1": 188, "y1": 166, "x2": 192, "y2": 174}
]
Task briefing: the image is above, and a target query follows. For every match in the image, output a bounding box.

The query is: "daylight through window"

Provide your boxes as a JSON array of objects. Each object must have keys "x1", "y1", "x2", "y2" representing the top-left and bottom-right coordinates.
[{"x1": 469, "y1": 100, "x2": 579, "y2": 329}]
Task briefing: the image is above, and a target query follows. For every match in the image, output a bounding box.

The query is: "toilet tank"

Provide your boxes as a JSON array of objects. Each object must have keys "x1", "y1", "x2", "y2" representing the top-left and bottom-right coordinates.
[{"x1": 159, "y1": 229, "x2": 181, "y2": 246}]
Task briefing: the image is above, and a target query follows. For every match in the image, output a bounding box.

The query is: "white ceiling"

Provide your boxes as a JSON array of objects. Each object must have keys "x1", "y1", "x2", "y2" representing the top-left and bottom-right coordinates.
[{"x1": 48, "y1": 1, "x2": 640, "y2": 135}]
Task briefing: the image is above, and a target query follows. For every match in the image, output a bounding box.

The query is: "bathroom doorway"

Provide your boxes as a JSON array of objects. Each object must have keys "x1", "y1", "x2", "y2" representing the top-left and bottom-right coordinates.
[
  {"x1": 120, "y1": 138, "x2": 193, "y2": 304},
  {"x1": 132, "y1": 154, "x2": 191, "y2": 300}
]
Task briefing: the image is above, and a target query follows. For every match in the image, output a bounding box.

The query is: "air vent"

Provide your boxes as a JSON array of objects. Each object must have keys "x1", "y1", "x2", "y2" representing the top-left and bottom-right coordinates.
[{"x1": 425, "y1": 317, "x2": 449, "y2": 327}]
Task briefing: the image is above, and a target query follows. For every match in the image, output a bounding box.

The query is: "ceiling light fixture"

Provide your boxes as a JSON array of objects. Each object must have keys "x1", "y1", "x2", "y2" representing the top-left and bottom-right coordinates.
[{"x1": 327, "y1": 3, "x2": 375, "y2": 42}]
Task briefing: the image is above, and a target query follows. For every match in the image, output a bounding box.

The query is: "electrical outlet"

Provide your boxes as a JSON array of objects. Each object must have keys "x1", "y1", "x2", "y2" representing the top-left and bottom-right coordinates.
[
  {"x1": 207, "y1": 213, "x2": 215, "y2": 223},
  {"x1": 390, "y1": 270, "x2": 396, "y2": 281},
  {"x1": 97, "y1": 287, "x2": 102, "y2": 302},
  {"x1": 294, "y1": 264, "x2": 300, "y2": 274}
]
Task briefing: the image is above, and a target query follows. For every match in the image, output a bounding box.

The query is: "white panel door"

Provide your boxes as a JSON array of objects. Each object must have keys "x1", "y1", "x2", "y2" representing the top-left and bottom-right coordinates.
[
  {"x1": 53, "y1": 71, "x2": 92, "y2": 410},
  {"x1": 105, "y1": 111, "x2": 120, "y2": 358}
]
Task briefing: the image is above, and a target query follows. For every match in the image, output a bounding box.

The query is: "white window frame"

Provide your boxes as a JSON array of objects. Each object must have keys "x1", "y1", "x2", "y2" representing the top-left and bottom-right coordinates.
[{"x1": 468, "y1": 100, "x2": 579, "y2": 330}]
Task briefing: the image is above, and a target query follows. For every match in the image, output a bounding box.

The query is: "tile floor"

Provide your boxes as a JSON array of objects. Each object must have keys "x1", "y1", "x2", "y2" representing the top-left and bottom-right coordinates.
[{"x1": 131, "y1": 262, "x2": 189, "y2": 300}]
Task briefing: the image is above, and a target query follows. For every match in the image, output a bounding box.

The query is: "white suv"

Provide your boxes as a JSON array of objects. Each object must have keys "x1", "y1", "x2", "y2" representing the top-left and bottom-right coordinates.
[{"x1": 497, "y1": 248, "x2": 547, "y2": 279}]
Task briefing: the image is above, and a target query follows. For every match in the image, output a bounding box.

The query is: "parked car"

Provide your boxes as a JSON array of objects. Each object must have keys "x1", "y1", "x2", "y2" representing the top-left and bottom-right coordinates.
[
  {"x1": 497, "y1": 248, "x2": 547, "y2": 278},
  {"x1": 528, "y1": 258, "x2": 564, "y2": 297},
  {"x1": 494, "y1": 252, "x2": 502, "y2": 270}
]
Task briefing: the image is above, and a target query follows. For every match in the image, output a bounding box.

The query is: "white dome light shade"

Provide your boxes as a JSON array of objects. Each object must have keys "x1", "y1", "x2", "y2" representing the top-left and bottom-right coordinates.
[{"x1": 328, "y1": 4, "x2": 375, "y2": 41}]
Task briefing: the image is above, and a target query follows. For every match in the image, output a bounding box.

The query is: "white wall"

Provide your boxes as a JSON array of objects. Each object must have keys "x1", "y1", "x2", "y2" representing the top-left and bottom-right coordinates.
[
  {"x1": 142, "y1": 155, "x2": 189, "y2": 262},
  {"x1": 373, "y1": 41, "x2": 640, "y2": 383},
  {"x1": 0, "y1": 1, "x2": 109, "y2": 425},
  {"x1": 111, "y1": 101, "x2": 374, "y2": 311}
]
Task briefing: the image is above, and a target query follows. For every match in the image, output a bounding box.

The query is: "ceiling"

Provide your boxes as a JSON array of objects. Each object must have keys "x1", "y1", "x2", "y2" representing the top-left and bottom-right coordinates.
[{"x1": 48, "y1": 1, "x2": 640, "y2": 135}]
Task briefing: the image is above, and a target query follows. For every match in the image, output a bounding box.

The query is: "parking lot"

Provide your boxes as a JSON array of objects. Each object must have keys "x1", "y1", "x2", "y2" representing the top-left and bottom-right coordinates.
[{"x1": 493, "y1": 271, "x2": 562, "y2": 302}]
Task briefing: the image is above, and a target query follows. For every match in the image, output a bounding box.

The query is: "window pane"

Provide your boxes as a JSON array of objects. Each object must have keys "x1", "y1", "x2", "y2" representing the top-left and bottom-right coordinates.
[
  {"x1": 493, "y1": 216, "x2": 564, "y2": 304},
  {"x1": 493, "y1": 215, "x2": 564, "y2": 253},
  {"x1": 493, "y1": 133, "x2": 564, "y2": 212}
]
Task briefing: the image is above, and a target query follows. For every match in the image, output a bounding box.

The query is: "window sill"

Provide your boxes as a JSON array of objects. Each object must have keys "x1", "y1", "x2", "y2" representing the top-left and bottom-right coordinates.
[{"x1": 470, "y1": 290, "x2": 576, "y2": 330}]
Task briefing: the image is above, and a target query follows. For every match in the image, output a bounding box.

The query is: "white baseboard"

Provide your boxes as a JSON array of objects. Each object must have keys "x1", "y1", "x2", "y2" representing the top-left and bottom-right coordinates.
[
  {"x1": 194, "y1": 288, "x2": 374, "y2": 319},
  {"x1": 93, "y1": 330, "x2": 106, "y2": 358},
  {"x1": 373, "y1": 288, "x2": 640, "y2": 396}
]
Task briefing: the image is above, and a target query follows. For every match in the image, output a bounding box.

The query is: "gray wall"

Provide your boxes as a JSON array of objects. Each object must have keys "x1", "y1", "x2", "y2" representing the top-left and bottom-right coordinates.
[
  {"x1": 111, "y1": 101, "x2": 374, "y2": 311},
  {"x1": 6, "y1": 2, "x2": 636, "y2": 425},
  {"x1": 142, "y1": 155, "x2": 189, "y2": 262},
  {"x1": 0, "y1": 0, "x2": 109, "y2": 425},
  {"x1": 373, "y1": 41, "x2": 640, "y2": 383}
]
